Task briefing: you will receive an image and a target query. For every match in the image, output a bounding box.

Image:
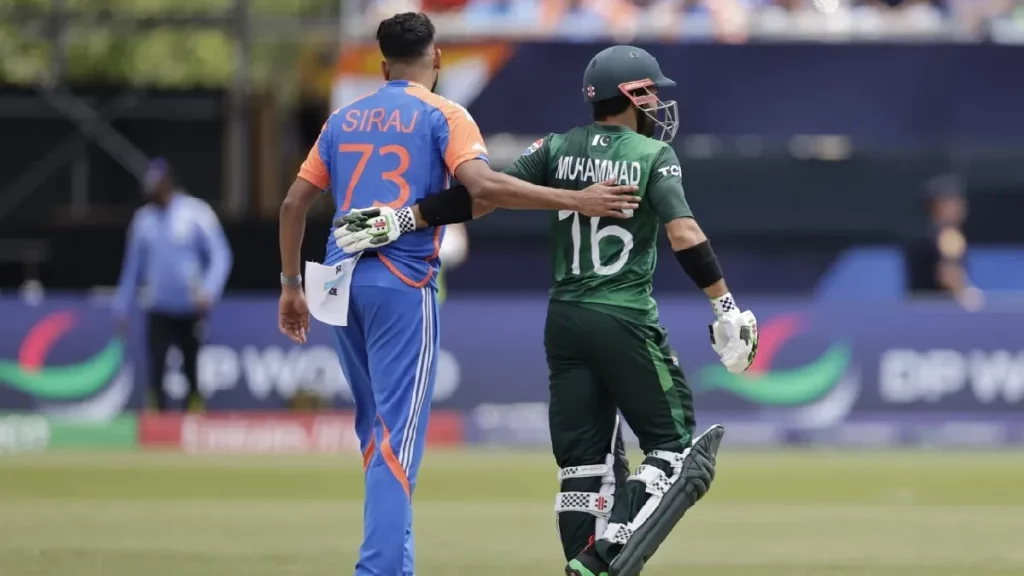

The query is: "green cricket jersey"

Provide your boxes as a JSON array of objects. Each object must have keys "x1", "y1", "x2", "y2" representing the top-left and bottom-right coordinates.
[{"x1": 504, "y1": 124, "x2": 692, "y2": 326}]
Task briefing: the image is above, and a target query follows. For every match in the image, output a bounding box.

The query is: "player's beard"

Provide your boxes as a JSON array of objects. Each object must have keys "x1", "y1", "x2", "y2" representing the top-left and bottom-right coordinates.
[{"x1": 636, "y1": 106, "x2": 656, "y2": 138}]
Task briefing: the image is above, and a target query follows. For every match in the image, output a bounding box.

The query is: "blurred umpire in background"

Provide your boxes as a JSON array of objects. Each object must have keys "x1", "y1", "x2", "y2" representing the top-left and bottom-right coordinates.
[
  {"x1": 904, "y1": 173, "x2": 984, "y2": 311},
  {"x1": 112, "y1": 158, "x2": 233, "y2": 412}
]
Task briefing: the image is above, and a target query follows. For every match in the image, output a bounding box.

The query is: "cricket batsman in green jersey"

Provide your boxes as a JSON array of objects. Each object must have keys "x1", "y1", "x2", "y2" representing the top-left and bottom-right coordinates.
[{"x1": 333, "y1": 45, "x2": 759, "y2": 576}]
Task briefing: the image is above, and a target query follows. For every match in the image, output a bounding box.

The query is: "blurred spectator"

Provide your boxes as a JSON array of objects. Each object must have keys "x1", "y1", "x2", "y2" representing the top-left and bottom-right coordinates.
[
  {"x1": 113, "y1": 159, "x2": 233, "y2": 412},
  {"x1": 583, "y1": 0, "x2": 646, "y2": 40},
  {"x1": 362, "y1": 0, "x2": 1016, "y2": 36},
  {"x1": 575, "y1": 0, "x2": 752, "y2": 43},
  {"x1": 767, "y1": 0, "x2": 801, "y2": 9},
  {"x1": 704, "y1": 0, "x2": 753, "y2": 42},
  {"x1": 904, "y1": 174, "x2": 984, "y2": 310},
  {"x1": 422, "y1": 0, "x2": 473, "y2": 9},
  {"x1": 852, "y1": 0, "x2": 946, "y2": 11},
  {"x1": 852, "y1": 0, "x2": 948, "y2": 21},
  {"x1": 464, "y1": 0, "x2": 553, "y2": 29},
  {"x1": 957, "y1": 0, "x2": 1020, "y2": 32},
  {"x1": 367, "y1": 0, "x2": 426, "y2": 20}
]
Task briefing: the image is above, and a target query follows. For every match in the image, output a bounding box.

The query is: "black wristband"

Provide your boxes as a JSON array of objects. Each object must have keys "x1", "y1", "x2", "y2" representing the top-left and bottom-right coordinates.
[
  {"x1": 418, "y1": 184, "x2": 473, "y2": 227},
  {"x1": 674, "y1": 240, "x2": 723, "y2": 289}
]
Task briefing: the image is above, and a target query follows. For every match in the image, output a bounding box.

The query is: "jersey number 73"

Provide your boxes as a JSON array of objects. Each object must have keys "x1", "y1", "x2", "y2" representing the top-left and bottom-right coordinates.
[{"x1": 338, "y1": 143, "x2": 412, "y2": 211}]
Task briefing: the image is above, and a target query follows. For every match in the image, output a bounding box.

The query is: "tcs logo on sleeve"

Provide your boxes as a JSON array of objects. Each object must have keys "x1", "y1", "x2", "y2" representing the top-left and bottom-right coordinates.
[{"x1": 657, "y1": 165, "x2": 682, "y2": 178}]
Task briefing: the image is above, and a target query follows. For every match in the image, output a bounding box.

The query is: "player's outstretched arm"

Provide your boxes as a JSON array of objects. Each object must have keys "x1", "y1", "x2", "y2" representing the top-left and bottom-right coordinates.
[
  {"x1": 454, "y1": 159, "x2": 638, "y2": 215},
  {"x1": 392, "y1": 159, "x2": 640, "y2": 230},
  {"x1": 332, "y1": 161, "x2": 640, "y2": 252}
]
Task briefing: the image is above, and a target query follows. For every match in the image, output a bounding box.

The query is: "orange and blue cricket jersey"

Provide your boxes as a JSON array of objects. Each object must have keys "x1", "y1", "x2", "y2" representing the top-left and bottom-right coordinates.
[{"x1": 297, "y1": 79, "x2": 488, "y2": 576}]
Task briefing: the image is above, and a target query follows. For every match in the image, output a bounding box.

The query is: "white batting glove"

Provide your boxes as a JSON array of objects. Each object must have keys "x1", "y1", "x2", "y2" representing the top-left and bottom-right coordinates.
[
  {"x1": 332, "y1": 206, "x2": 416, "y2": 254},
  {"x1": 708, "y1": 293, "x2": 758, "y2": 374}
]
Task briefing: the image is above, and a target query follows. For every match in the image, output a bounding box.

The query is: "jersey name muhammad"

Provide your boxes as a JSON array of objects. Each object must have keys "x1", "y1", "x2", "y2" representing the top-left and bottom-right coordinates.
[{"x1": 555, "y1": 156, "x2": 642, "y2": 186}]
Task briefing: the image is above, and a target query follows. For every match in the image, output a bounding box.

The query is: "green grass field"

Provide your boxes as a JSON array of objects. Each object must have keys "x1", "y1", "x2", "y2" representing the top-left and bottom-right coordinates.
[{"x1": 1, "y1": 449, "x2": 1023, "y2": 575}]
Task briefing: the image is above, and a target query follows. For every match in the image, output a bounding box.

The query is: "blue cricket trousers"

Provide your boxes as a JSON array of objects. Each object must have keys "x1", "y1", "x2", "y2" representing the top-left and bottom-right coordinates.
[{"x1": 332, "y1": 281, "x2": 439, "y2": 576}]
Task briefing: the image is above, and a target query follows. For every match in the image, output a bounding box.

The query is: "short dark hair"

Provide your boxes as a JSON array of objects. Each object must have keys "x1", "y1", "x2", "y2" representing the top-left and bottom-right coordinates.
[
  {"x1": 376, "y1": 12, "x2": 435, "y2": 61},
  {"x1": 592, "y1": 95, "x2": 631, "y2": 121}
]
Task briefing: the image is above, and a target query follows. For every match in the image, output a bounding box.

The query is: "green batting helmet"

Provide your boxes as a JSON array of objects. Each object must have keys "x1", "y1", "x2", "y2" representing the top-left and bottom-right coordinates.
[
  {"x1": 582, "y1": 45, "x2": 679, "y2": 142},
  {"x1": 583, "y1": 45, "x2": 675, "y2": 102}
]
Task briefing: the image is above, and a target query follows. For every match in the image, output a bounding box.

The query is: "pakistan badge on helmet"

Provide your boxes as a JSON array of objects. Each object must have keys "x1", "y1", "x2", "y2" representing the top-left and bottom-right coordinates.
[{"x1": 582, "y1": 45, "x2": 679, "y2": 143}]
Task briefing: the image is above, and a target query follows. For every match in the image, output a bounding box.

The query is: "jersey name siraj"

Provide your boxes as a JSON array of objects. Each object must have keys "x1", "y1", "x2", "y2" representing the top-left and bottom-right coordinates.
[{"x1": 555, "y1": 155, "x2": 642, "y2": 186}]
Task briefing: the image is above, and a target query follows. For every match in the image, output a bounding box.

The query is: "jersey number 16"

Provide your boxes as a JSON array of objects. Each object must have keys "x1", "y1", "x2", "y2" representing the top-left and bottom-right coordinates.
[{"x1": 558, "y1": 211, "x2": 634, "y2": 276}]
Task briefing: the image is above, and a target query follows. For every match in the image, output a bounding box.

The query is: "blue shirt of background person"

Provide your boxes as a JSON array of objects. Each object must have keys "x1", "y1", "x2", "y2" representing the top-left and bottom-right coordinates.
[{"x1": 112, "y1": 158, "x2": 233, "y2": 326}]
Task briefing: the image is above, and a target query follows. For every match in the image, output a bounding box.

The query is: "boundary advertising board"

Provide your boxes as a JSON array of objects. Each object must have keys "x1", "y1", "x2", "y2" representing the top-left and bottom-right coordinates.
[{"x1": 2, "y1": 296, "x2": 1024, "y2": 447}]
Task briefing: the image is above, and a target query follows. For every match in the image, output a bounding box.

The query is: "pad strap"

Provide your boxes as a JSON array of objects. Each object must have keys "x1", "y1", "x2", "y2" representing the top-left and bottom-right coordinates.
[
  {"x1": 556, "y1": 417, "x2": 624, "y2": 540},
  {"x1": 558, "y1": 464, "x2": 610, "y2": 481},
  {"x1": 632, "y1": 465, "x2": 673, "y2": 498},
  {"x1": 648, "y1": 449, "x2": 687, "y2": 472},
  {"x1": 555, "y1": 491, "x2": 615, "y2": 517},
  {"x1": 604, "y1": 522, "x2": 635, "y2": 545},
  {"x1": 555, "y1": 463, "x2": 616, "y2": 518},
  {"x1": 600, "y1": 450, "x2": 689, "y2": 545}
]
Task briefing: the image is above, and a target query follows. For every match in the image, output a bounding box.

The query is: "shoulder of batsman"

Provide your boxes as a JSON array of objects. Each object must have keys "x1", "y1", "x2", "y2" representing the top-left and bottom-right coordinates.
[
  {"x1": 521, "y1": 133, "x2": 560, "y2": 156},
  {"x1": 637, "y1": 135, "x2": 672, "y2": 153}
]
